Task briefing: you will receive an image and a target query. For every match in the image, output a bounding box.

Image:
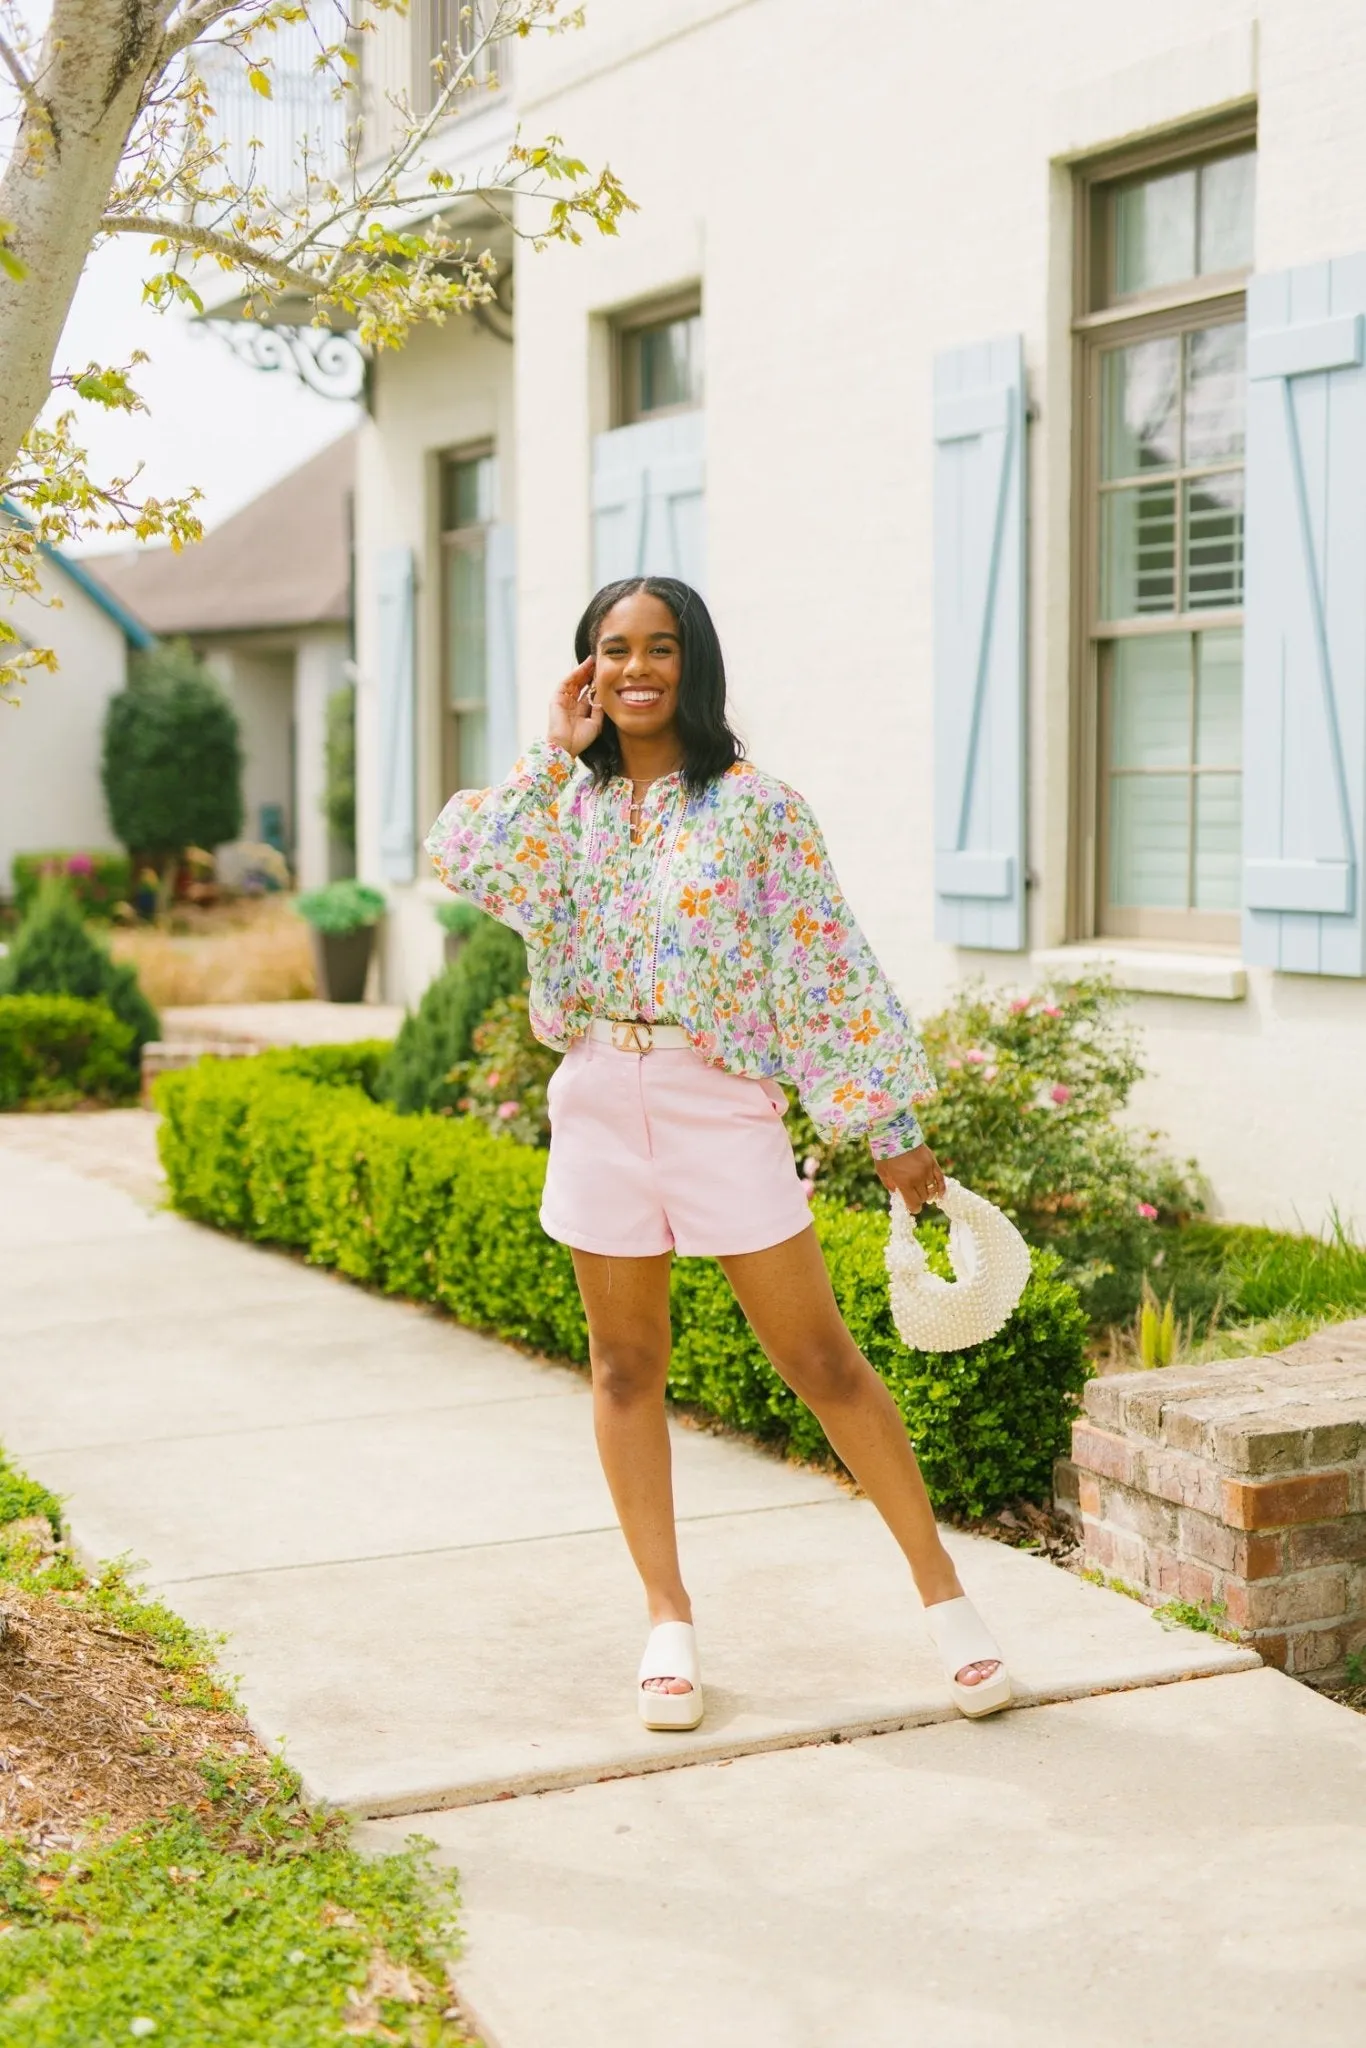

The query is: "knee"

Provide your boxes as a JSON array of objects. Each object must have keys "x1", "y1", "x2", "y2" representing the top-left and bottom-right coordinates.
[
  {"x1": 591, "y1": 1338, "x2": 669, "y2": 1408},
  {"x1": 774, "y1": 1339, "x2": 867, "y2": 1410}
]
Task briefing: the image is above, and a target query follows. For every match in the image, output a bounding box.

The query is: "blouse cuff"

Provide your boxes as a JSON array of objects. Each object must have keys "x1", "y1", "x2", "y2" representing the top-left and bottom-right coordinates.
[
  {"x1": 866, "y1": 1109, "x2": 926, "y2": 1161},
  {"x1": 513, "y1": 737, "x2": 577, "y2": 803}
]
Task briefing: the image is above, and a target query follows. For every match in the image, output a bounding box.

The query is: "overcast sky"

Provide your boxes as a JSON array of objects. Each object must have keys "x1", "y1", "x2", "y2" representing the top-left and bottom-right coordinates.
[{"x1": 56, "y1": 237, "x2": 360, "y2": 557}]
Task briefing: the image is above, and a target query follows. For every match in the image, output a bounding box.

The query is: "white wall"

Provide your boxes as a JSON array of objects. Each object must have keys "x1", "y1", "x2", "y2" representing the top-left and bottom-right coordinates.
[
  {"x1": 360, "y1": 0, "x2": 1366, "y2": 1228},
  {"x1": 203, "y1": 644, "x2": 295, "y2": 853},
  {"x1": 0, "y1": 559, "x2": 128, "y2": 892}
]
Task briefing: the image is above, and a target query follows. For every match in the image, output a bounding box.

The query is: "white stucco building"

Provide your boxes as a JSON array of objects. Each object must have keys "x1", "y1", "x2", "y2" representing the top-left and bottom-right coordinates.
[
  {"x1": 346, "y1": 1, "x2": 1366, "y2": 1233},
  {"x1": 0, "y1": 537, "x2": 150, "y2": 893}
]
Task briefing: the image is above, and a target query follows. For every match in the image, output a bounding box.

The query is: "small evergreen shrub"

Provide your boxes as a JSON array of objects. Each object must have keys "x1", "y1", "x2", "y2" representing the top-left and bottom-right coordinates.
[
  {"x1": 11, "y1": 849, "x2": 131, "y2": 921},
  {"x1": 154, "y1": 1055, "x2": 1091, "y2": 1517},
  {"x1": 0, "y1": 885, "x2": 158, "y2": 1079},
  {"x1": 0, "y1": 995, "x2": 135, "y2": 1108},
  {"x1": 102, "y1": 640, "x2": 244, "y2": 897},
  {"x1": 376, "y1": 913, "x2": 529, "y2": 1115}
]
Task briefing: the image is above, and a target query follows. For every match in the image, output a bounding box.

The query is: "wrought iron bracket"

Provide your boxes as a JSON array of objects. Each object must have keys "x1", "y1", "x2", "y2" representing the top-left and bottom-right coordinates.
[{"x1": 205, "y1": 319, "x2": 369, "y2": 404}]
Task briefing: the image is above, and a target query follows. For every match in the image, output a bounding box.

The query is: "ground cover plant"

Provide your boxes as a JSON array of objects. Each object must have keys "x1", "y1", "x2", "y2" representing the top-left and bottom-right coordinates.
[
  {"x1": 0, "y1": 1442, "x2": 472, "y2": 2045},
  {"x1": 155, "y1": 1053, "x2": 1090, "y2": 1518},
  {"x1": 109, "y1": 895, "x2": 317, "y2": 1007}
]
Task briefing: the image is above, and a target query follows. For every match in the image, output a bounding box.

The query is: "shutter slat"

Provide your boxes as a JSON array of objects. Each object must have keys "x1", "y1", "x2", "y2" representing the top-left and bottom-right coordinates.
[
  {"x1": 1243, "y1": 253, "x2": 1366, "y2": 975},
  {"x1": 932, "y1": 334, "x2": 1027, "y2": 952},
  {"x1": 484, "y1": 523, "x2": 518, "y2": 782},
  {"x1": 376, "y1": 546, "x2": 416, "y2": 884},
  {"x1": 592, "y1": 411, "x2": 706, "y2": 592}
]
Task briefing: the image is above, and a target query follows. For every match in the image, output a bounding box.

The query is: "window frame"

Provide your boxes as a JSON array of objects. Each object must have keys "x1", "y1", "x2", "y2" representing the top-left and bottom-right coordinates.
[
  {"x1": 438, "y1": 442, "x2": 496, "y2": 799},
  {"x1": 1069, "y1": 113, "x2": 1256, "y2": 947},
  {"x1": 410, "y1": 0, "x2": 509, "y2": 121},
  {"x1": 612, "y1": 290, "x2": 703, "y2": 427}
]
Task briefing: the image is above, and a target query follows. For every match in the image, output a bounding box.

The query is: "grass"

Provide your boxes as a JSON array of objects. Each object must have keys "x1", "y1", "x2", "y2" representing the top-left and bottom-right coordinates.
[
  {"x1": 109, "y1": 898, "x2": 315, "y2": 1007},
  {"x1": 0, "y1": 1448, "x2": 474, "y2": 2047},
  {"x1": 1152, "y1": 1597, "x2": 1240, "y2": 1643}
]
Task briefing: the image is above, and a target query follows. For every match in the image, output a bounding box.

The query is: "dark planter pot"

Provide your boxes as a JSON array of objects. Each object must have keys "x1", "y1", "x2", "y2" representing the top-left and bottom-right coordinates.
[{"x1": 310, "y1": 925, "x2": 375, "y2": 1003}]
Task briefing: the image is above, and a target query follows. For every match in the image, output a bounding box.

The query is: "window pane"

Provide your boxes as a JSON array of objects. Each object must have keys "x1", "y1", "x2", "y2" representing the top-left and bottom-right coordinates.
[
  {"x1": 455, "y1": 708, "x2": 487, "y2": 792},
  {"x1": 1110, "y1": 634, "x2": 1191, "y2": 769},
  {"x1": 636, "y1": 314, "x2": 703, "y2": 413},
  {"x1": 1100, "y1": 482, "x2": 1176, "y2": 618},
  {"x1": 1184, "y1": 473, "x2": 1244, "y2": 609},
  {"x1": 442, "y1": 454, "x2": 495, "y2": 531},
  {"x1": 1194, "y1": 773, "x2": 1242, "y2": 909},
  {"x1": 1101, "y1": 338, "x2": 1180, "y2": 477},
  {"x1": 1184, "y1": 323, "x2": 1246, "y2": 467},
  {"x1": 446, "y1": 540, "x2": 486, "y2": 709},
  {"x1": 1198, "y1": 152, "x2": 1256, "y2": 274},
  {"x1": 1195, "y1": 628, "x2": 1242, "y2": 765},
  {"x1": 1114, "y1": 168, "x2": 1197, "y2": 296},
  {"x1": 1110, "y1": 775, "x2": 1190, "y2": 907}
]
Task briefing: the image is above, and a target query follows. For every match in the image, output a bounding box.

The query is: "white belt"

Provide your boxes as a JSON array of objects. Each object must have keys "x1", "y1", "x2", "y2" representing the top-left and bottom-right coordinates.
[{"x1": 587, "y1": 1019, "x2": 691, "y2": 1053}]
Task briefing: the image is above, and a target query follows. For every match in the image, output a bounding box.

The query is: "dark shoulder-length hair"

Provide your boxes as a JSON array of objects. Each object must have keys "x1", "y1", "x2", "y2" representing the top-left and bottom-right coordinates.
[{"x1": 572, "y1": 576, "x2": 744, "y2": 797}]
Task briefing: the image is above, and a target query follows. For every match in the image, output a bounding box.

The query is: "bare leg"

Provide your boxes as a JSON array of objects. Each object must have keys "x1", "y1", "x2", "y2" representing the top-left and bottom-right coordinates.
[
  {"x1": 719, "y1": 1226, "x2": 999, "y2": 1686},
  {"x1": 570, "y1": 1247, "x2": 693, "y2": 1696}
]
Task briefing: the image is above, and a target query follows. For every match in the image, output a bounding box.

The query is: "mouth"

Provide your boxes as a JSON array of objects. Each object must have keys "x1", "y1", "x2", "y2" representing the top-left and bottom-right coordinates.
[{"x1": 615, "y1": 687, "x2": 665, "y2": 709}]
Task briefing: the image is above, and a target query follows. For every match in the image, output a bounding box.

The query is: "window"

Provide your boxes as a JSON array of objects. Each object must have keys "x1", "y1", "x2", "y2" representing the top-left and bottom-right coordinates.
[
  {"x1": 411, "y1": 0, "x2": 506, "y2": 119},
  {"x1": 616, "y1": 300, "x2": 703, "y2": 424},
  {"x1": 1076, "y1": 131, "x2": 1254, "y2": 943},
  {"x1": 440, "y1": 450, "x2": 495, "y2": 794}
]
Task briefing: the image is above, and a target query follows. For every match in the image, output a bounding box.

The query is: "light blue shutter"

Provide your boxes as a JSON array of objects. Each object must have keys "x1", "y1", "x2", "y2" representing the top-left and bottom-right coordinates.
[
  {"x1": 1243, "y1": 256, "x2": 1366, "y2": 976},
  {"x1": 932, "y1": 335, "x2": 1027, "y2": 950},
  {"x1": 376, "y1": 546, "x2": 416, "y2": 882},
  {"x1": 592, "y1": 410, "x2": 705, "y2": 591},
  {"x1": 484, "y1": 522, "x2": 518, "y2": 781}
]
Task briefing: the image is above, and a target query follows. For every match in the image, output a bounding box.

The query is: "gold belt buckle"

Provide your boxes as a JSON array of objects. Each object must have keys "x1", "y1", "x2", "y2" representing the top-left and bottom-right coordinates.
[{"x1": 610, "y1": 1020, "x2": 654, "y2": 1054}]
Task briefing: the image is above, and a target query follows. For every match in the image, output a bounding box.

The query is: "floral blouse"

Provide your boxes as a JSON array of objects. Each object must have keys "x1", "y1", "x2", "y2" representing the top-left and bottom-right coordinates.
[{"x1": 424, "y1": 740, "x2": 935, "y2": 1158}]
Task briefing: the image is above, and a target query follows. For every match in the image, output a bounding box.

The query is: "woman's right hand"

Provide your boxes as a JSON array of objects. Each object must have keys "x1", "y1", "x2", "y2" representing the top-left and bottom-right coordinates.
[{"x1": 548, "y1": 657, "x2": 604, "y2": 758}]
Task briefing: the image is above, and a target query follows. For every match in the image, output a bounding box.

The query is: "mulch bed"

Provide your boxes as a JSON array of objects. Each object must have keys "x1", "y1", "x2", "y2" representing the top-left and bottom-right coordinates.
[{"x1": 0, "y1": 1574, "x2": 275, "y2": 1858}]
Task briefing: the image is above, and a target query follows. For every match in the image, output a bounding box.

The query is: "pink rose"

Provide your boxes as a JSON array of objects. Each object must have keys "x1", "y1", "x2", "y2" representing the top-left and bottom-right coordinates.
[
  {"x1": 983, "y1": 1066, "x2": 998, "y2": 1082},
  {"x1": 486, "y1": 1071, "x2": 501, "y2": 1088},
  {"x1": 1009, "y1": 998, "x2": 1030, "y2": 1014},
  {"x1": 802, "y1": 1156, "x2": 820, "y2": 1180},
  {"x1": 1050, "y1": 1084, "x2": 1071, "y2": 1105},
  {"x1": 946, "y1": 1058, "x2": 962, "y2": 1071},
  {"x1": 965, "y1": 1049, "x2": 987, "y2": 1065},
  {"x1": 1137, "y1": 1201, "x2": 1159, "y2": 1220},
  {"x1": 1042, "y1": 1004, "x2": 1062, "y2": 1019},
  {"x1": 497, "y1": 1101, "x2": 519, "y2": 1120}
]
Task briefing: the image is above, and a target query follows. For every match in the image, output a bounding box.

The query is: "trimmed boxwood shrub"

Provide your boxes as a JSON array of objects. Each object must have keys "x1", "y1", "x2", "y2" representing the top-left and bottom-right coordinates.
[
  {"x1": 155, "y1": 1055, "x2": 1091, "y2": 1517},
  {"x1": 0, "y1": 995, "x2": 136, "y2": 1109},
  {"x1": 11, "y1": 850, "x2": 131, "y2": 921}
]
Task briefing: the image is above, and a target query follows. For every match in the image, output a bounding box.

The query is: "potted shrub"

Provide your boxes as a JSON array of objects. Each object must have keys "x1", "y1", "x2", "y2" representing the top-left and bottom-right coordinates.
[{"x1": 295, "y1": 881, "x2": 386, "y2": 1002}]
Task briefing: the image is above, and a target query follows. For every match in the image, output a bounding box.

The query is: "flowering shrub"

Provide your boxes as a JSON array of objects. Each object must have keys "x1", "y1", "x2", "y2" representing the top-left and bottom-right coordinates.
[
  {"x1": 787, "y1": 977, "x2": 1203, "y2": 1325},
  {"x1": 11, "y1": 850, "x2": 131, "y2": 922},
  {"x1": 456, "y1": 993, "x2": 559, "y2": 1148}
]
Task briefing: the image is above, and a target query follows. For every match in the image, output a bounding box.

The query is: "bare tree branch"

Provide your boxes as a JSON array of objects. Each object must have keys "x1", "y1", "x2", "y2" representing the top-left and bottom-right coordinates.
[
  {"x1": 0, "y1": 30, "x2": 42, "y2": 117},
  {"x1": 102, "y1": 209, "x2": 321, "y2": 294}
]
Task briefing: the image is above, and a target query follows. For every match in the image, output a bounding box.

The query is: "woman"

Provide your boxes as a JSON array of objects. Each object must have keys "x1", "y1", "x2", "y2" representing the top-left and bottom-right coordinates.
[{"x1": 426, "y1": 576, "x2": 1011, "y2": 1729}]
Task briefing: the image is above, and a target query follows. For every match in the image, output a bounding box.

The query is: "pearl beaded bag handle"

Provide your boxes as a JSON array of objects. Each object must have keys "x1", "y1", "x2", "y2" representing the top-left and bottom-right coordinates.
[{"x1": 884, "y1": 1178, "x2": 1032, "y2": 1352}]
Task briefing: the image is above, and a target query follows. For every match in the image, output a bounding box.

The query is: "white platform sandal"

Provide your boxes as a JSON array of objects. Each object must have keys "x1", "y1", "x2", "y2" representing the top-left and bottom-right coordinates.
[
  {"x1": 925, "y1": 1596, "x2": 1013, "y2": 1719},
  {"x1": 637, "y1": 1621, "x2": 703, "y2": 1732}
]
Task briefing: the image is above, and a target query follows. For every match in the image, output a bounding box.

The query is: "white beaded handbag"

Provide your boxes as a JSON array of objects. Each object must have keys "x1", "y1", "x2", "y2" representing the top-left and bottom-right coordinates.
[{"x1": 885, "y1": 1178, "x2": 1032, "y2": 1352}]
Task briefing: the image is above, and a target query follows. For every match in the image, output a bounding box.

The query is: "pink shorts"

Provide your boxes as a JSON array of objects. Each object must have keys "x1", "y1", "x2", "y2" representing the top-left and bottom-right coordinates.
[{"x1": 539, "y1": 1037, "x2": 814, "y2": 1258}]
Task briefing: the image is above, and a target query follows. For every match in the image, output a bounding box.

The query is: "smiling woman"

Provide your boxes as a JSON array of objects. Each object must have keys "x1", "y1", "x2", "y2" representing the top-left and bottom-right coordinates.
[{"x1": 424, "y1": 577, "x2": 1014, "y2": 1732}]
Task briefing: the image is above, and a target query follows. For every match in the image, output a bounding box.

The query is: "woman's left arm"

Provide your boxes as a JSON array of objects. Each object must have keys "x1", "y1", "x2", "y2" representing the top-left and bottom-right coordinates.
[{"x1": 761, "y1": 793, "x2": 943, "y2": 1207}]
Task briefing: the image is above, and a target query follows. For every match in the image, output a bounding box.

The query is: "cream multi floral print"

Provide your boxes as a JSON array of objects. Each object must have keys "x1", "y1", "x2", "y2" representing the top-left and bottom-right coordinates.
[{"x1": 425, "y1": 740, "x2": 936, "y2": 1157}]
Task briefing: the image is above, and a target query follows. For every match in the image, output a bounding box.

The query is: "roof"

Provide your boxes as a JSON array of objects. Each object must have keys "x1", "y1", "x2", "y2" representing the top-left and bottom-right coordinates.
[
  {"x1": 0, "y1": 501, "x2": 156, "y2": 648},
  {"x1": 89, "y1": 430, "x2": 355, "y2": 639}
]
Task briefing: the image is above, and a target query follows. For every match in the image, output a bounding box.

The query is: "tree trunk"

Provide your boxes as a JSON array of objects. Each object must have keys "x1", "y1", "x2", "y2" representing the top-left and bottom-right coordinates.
[{"x1": 0, "y1": 0, "x2": 169, "y2": 478}]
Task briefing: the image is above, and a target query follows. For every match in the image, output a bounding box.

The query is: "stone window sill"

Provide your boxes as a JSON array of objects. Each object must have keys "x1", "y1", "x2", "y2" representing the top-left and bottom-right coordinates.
[{"x1": 1031, "y1": 944, "x2": 1248, "y2": 1002}]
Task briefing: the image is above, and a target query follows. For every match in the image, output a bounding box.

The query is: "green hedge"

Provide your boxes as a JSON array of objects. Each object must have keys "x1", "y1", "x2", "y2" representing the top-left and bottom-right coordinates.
[
  {"x1": 11, "y1": 850, "x2": 131, "y2": 920},
  {"x1": 155, "y1": 1056, "x2": 1090, "y2": 1517},
  {"x1": 0, "y1": 995, "x2": 137, "y2": 1109}
]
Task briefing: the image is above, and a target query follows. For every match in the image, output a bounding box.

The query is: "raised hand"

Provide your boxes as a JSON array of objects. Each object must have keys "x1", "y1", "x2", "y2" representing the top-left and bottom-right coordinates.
[{"x1": 548, "y1": 657, "x2": 604, "y2": 758}]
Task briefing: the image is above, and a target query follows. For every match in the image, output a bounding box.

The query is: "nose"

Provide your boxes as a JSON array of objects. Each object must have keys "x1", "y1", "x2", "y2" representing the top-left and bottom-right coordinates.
[{"x1": 622, "y1": 651, "x2": 649, "y2": 678}]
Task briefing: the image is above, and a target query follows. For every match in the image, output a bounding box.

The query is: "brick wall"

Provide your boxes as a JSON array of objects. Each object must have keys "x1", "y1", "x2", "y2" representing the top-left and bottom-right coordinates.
[{"x1": 1070, "y1": 1321, "x2": 1366, "y2": 1678}]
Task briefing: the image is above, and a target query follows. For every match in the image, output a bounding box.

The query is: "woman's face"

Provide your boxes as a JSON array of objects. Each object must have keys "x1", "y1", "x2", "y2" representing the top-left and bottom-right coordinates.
[{"x1": 592, "y1": 591, "x2": 683, "y2": 740}]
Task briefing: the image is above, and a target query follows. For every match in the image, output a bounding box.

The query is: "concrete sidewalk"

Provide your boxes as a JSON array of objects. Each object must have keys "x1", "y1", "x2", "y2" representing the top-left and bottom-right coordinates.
[{"x1": 2, "y1": 1113, "x2": 1363, "y2": 2045}]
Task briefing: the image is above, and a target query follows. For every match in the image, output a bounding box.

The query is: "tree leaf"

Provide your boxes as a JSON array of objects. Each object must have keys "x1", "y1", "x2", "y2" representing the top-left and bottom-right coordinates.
[{"x1": 247, "y1": 67, "x2": 273, "y2": 98}]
